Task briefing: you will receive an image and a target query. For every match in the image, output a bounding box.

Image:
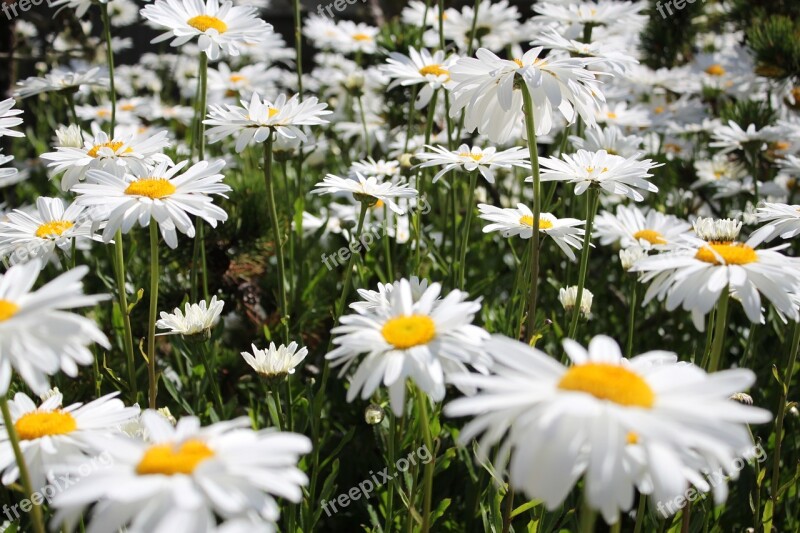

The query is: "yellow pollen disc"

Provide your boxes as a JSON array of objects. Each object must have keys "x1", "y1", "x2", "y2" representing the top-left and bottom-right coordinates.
[
  {"x1": 586, "y1": 166, "x2": 595, "y2": 173},
  {"x1": 268, "y1": 108, "x2": 280, "y2": 118},
  {"x1": 773, "y1": 141, "x2": 790, "y2": 151},
  {"x1": 626, "y1": 431, "x2": 639, "y2": 445},
  {"x1": 0, "y1": 300, "x2": 20, "y2": 322},
  {"x1": 87, "y1": 141, "x2": 131, "y2": 158},
  {"x1": 187, "y1": 15, "x2": 228, "y2": 33},
  {"x1": 15, "y1": 411, "x2": 77, "y2": 440},
  {"x1": 695, "y1": 242, "x2": 758, "y2": 265},
  {"x1": 558, "y1": 363, "x2": 655, "y2": 408},
  {"x1": 705, "y1": 64, "x2": 726, "y2": 76},
  {"x1": 136, "y1": 440, "x2": 215, "y2": 476},
  {"x1": 229, "y1": 74, "x2": 246, "y2": 82},
  {"x1": 36, "y1": 220, "x2": 75, "y2": 238},
  {"x1": 633, "y1": 229, "x2": 666, "y2": 245},
  {"x1": 372, "y1": 199, "x2": 385, "y2": 209},
  {"x1": 519, "y1": 215, "x2": 554, "y2": 230},
  {"x1": 97, "y1": 109, "x2": 110, "y2": 118},
  {"x1": 124, "y1": 178, "x2": 177, "y2": 199},
  {"x1": 713, "y1": 170, "x2": 724, "y2": 179},
  {"x1": 381, "y1": 315, "x2": 436, "y2": 349},
  {"x1": 458, "y1": 152, "x2": 483, "y2": 161},
  {"x1": 419, "y1": 64, "x2": 449, "y2": 77},
  {"x1": 606, "y1": 111, "x2": 618, "y2": 119},
  {"x1": 653, "y1": 106, "x2": 665, "y2": 114},
  {"x1": 120, "y1": 104, "x2": 136, "y2": 111},
  {"x1": 352, "y1": 33, "x2": 372, "y2": 42},
  {"x1": 513, "y1": 58, "x2": 524, "y2": 68}
]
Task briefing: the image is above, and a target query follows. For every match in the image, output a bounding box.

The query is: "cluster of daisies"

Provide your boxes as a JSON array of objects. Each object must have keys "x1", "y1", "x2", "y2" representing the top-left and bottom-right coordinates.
[{"x1": 1, "y1": 0, "x2": 799, "y2": 531}]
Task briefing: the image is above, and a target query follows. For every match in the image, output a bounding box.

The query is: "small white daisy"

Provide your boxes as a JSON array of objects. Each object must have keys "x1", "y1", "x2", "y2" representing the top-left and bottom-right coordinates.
[
  {"x1": 558, "y1": 286, "x2": 593, "y2": 317},
  {"x1": 241, "y1": 342, "x2": 308, "y2": 379},
  {"x1": 312, "y1": 173, "x2": 418, "y2": 215},
  {"x1": 755, "y1": 202, "x2": 800, "y2": 241},
  {"x1": 0, "y1": 151, "x2": 20, "y2": 189},
  {"x1": 0, "y1": 98, "x2": 23, "y2": 138},
  {"x1": 594, "y1": 204, "x2": 692, "y2": 250},
  {"x1": 14, "y1": 66, "x2": 108, "y2": 99},
  {"x1": 415, "y1": 144, "x2": 530, "y2": 184},
  {"x1": 381, "y1": 48, "x2": 458, "y2": 109},
  {"x1": 156, "y1": 296, "x2": 225, "y2": 337}
]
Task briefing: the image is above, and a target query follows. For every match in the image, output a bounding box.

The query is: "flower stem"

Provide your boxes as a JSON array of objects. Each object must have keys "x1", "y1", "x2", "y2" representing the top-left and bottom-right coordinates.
[
  {"x1": 633, "y1": 492, "x2": 647, "y2": 533},
  {"x1": 113, "y1": 232, "x2": 137, "y2": 403},
  {"x1": 579, "y1": 494, "x2": 597, "y2": 533},
  {"x1": 293, "y1": 0, "x2": 304, "y2": 100},
  {"x1": 416, "y1": 389, "x2": 435, "y2": 533},
  {"x1": 567, "y1": 187, "x2": 600, "y2": 340},
  {"x1": 415, "y1": 89, "x2": 439, "y2": 275},
  {"x1": 100, "y1": 3, "x2": 116, "y2": 137},
  {"x1": 191, "y1": 52, "x2": 210, "y2": 302},
  {"x1": 263, "y1": 134, "x2": 290, "y2": 344},
  {"x1": 197, "y1": 340, "x2": 224, "y2": 414},
  {"x1": 459, "y1": 171, "x2": 478, "y2": 289},
  {"x1": 357, "y1": 94, "x2": 372, "y2": 156},
  {"x1": 0, "y1": 396, "x2": 46, "y2": 533},
  {"x1": 707, "y1": 288, "x2": 730, "y2": 373},
  {"x1": 333, "y1": 203, "x2": 369, "y2": 323},
  {"x1": 626, "y1": 278, "x2": 638, "y2": 357},
  {"x1": 519, "y1": 82, "x2": 542, "y2": 342},
  {"x1": 147, "y1": 220, "x2": 160, "y2": 409}
]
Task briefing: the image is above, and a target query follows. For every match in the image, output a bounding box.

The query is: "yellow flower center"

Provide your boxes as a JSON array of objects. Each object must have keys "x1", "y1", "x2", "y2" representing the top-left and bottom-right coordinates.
[
  {"x1": 558, "y1": 363, "x2": 655, "y2": 408},
  {"x1": 626, "y1": 431, "x2": 639, "y2": 445},
  {"x1": 120, "y1": 104, "x2": 136, "y2": 111},
  {"x1": 353, "y1": 33, "x2": 372, "y2": 42},
  {"x1": 419, "y1": 64, "x2": 450, "y2": 78},
  {"x1": 705, "y1": 64, "x2": 726, "y2": 76},
  {"x1": 633, "y1": 229, "x2": 666, "y2": 245},
  {"x1": 97, "y1": 109, "x2": 110, "y2": 118},
  {"x1": 187, "y1": 15, "x2": 228, "y2": 33},
  {"x1": 229, "y1": 74, "x2": 246, "y2": 82},
  {"x1": 519, "y1": 215, "x2": 554, "y2": 230},
  {"x1": 35, "y1": 220, "x2": 75, "y2": 238},
  {"x1": 606, "y1": 111, "x2": 618, "y2": 119},
  {"x1": 458, "y1": 152, "x2": 483, "y2": 161},
  {"x1": 773, "y1": 141, "x2": 790, "y2": 151},
  {"x1": 653, "y1": 106, "x2": 665, "y2": 114},
  {"x1": 0, "y1": 300, "x2": 20, "y2": 322},
  {"x1": 15, "y1": 411, "x2": 77, "y2": 440},
  {"x1": 695, "y1": 242, "x2": 758, "y2": 265},
  {"x1": 381, "y1": 315, "x2": 436, "y2": 349},
  {"x1": 513, "y1": 58, "x2": 524, "y2": 68},
  {"x1": 136, "y1": 440, "x2": 215, "y2": 476},
  {"x1": 87, "y1": 141, "x2": 131, "y2": 158},
  {"x1": 124, "y1": 178, "x2": 177, "y2": 199},
  {"x1": 268, "y1": 107, "x2": 280, "y2": 118},
  {"x1": 372, "y1": 199, "x2": 385, "y2": 209}
]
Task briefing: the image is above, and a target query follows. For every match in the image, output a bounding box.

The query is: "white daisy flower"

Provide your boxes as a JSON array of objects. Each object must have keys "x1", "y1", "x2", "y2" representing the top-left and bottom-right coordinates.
[
  {"x1": 619, "y1": 246, "x2": 647, "y2": 271},
  {"x1": 40, "y1": 129, "x2": 171, "y2": 191},
  {"x1": 0, "y1": 98, "x2": 23, "y2": 138},
  {"x1": 51, "y1": 411, "x2": 312, "y2": 533},
  {"x1": 72, "y1": 159, "x2": 230, "y2": 249},
  {"x1": 0, "y1": 197, "x2": 101, "y2": 266},
  {"x1": 0, "y1": 151, "x2": 20, "y2": 189},
  {"x1": 326, "y1": 279, "x2": 491, "y2": 415},
  {"x1": 532, "y1": 29, "x2": 638, "y2": 75},
  {"x1": 335, "y1": 20, "x2": 379, "y2": 55},
  {"x1": 478, "y1": 204, "x2": 585, "y2": 260},
  {"x1": 594, "y1": 204, "x2": 692, "y2": 250},
  {"x1": 14, "y1": 66, "x2": 108, "y2": 99},
  {"x1": 559, "y1": 286, "x2": 593, "y2": 317},
  {"x1": 532, "y1": 1, "x2": 647, "y2": 32},
  {"x1": 0, "y1": 391, "x2": 139, "y2": 489},
  {"x1": 207, "y1": 62, "x2": 280, "y2": 102},
  {"x1": 441, "y1": 0, "x2": 522, "y2": 53},
  {"x1": 755, "y1": 202, "x2": 800, "y2": 242},
  {"x1": 156, "y1": 296, "x2": 225, "y2": 337},
  {"x1": 140, "y1": 0, "x2": 273, "y2": 60},
  {"x1": 349, "y1": 157, "x2": 401, "y2": 180},
  {"x1": 709, "y1": 120, "x2": 772, "y2": 155},
  {"x1": 241, "y1": 342, "x2": 308, "y2": 379},
  {"x1": 205, "y1": 92, "x2": 331, "y2": 152},
  {"x1": 350, "y1": 276, "x2": 431, "y2": 314},
  {"x1": 693, "y1": 154, "x2": 749, "y2": 190},
  {"x1": 381, "y1": 48, "x2": 458, "y2": 109},
  {"x1": 535, "y1": 149, "x2": 661, "y2": 201},
  {"x1": 570, "y1": 126, "x2": 645, "y2": 159},
  {"x1": 445, "y1": 334, "x2": 771, "y2": 524},
  {"x1": 312, "y1": 173, "x2": 418, "y2": 215},
  {"x1": 415, "y1": 144, "x2": 530, "y2": 184},
  {"x1": 0, "y1": 261, "x2": 109, "y2": 395}
]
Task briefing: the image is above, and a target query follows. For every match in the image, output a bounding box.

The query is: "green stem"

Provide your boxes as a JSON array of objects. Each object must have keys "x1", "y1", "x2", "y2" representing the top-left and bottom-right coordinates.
[
  {"x1": 501, "y1": 487, "x2": 515, "y2": 533},
  {"x1": 626, "y1": 278, "x2": 638, "y2": 357},
  {"x1": 707, "y1": 288, "x2": 730, "y2": 373},
  {"x1": 416, "y1": 390, "x2": 435, "y2": 533},
  {"x1": 633, "y1": 492, "x2": 647, "y2": 533},
  {"x1": 459, "y1": 171, "x2": 478, "y2": 289},
  {"x1": 0, "y1": 397, "x2": 46, "y2": 533},
  {"x1": 64, "y1": 92, "x2": 79, "y2": 125},
  {"x1": 466, "y1": 0, "x2": 481, "y2": 55},
  {"x1": 770, "y1": 320, "x2": 800, "y2": 512},
  {"x1": 197, "y1": 341, "x2": 224, "y2": 414},
  {"x1": 100, "y1": 3, "x2": 116, "y2": 137},
  {"x1": 357, "y1": 94, "x2": 372, "y2": 156},
  {"x1": 415, "y1": 89, "x2": 439, "y2": 275},
  {"x1": 567, "y1": 187, "x2": 600, "y2": 340},
  {"x1": 190, "y1": 53, "x2": 210, "y2": 302},
  {"x1": 333, "y1": 203, "x2": 369, "y2": 324},
  {"x1": 293, "y1": 0, "x2": 304, "y2": 100},
  {"x1": 147, "y1": 221, "x2": 160, "y2": 409},
  {"x1": 113, "y1": 232, "x2": 137, "y2": 403},
  {"x1": 263, "y1": 134, "x2": 290, "y2": 344},
  {"x1": 579, "y1": 496, "x2": 597, "y2": 533}
]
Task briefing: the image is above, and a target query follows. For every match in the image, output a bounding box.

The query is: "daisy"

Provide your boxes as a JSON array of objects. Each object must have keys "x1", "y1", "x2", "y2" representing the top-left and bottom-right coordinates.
[
  {"x1": 445, "y1": 334, "x2": 771, "y2": 524},
  {"x1": 205, "y1": 92, "x2": 331, "y2": 152},
  {"x1": 477, "y1": 204, "x2": 584, "y2": 260},
  {"x1": 14, "y1": 66, "x2": 108, "y2": 99},
  {"x1": 381, "y1": 48, "x2": 458, "y2": 109},
  {"x1": 709, "y1": 120, "x2": 771, "y2": 155},
  {"x1": 0, "y1": 261, "x2": 109, "y2": 395},
  {"x1": 532, "y1": 29, "x2": 638, "y2": 75},
  {"x1": 156, "y1": 296, "x2": 225, "y2": 338},
  {"x1": 755, "y1": 202, "x2": 800, "y2": 241},
  {"x1": 0, "y1": 391, "x2": 140, "y2": 490},
  {"x1": 570, "y1": 126, "x2": 645, "y2": 159},
  {"x1": 559, "y1": 286, "x2": 593, "y2": 317},
  {"x1": 0, "y1": 151, "x2": 20, "y2": 188},
  {"x1": 326, "y1": 279, "x2": 491, "y2": 415},
  {"x1": 312, "y1": 173, "x2": 418, "y2": 215},
  {"x1": 40, "y1": 129, "x2": 171, "y2": 191},
  {"x1": 241, "y1": 342, "x2": 308, "y2": 379},
  {"x1": 594, "y1": 204, "x2": 692, "y2": 250},
  {"x1": 140, "y1": 0, "x2": 273, "y2": 60},
  {"x1": 532, "y1": 1, "x2": 647, "y2": 32},
  {"x1": 350, "y1": 276, "x2": 431, "y2": 314},
  {"x1": 72, "y1": 159, "x2": 230, "y2": 249},
  {"x1": 349, "y1": 157, "x2": 401, "y2": 180},
  {"x1": 535, "y1": 150, "x2": 661, "y2": 201},
  {"x1": 441, "y1": 0, "x2": 522, "y2": 53},
  {"x1": 336, "y1": 20, "x2": 379, "y2": 55},
  {"x1": 0, "y1": 98, "x2": 23, "y2": 138},
  {"x1": 51, "y1": 411, "x2": 312, "y2": 533},
  {"x1": 415, "y1": 144, "x2": 530, "y2": 184},
  {"x1": 0, "y1": 197, "x2": 101, "y2": 266},
  {"x1": 631, "y1": 219, "x2": 800, "y2": 329},
  {"x1": 449, "y1": 47, "x2": 603, "y2": 143}
]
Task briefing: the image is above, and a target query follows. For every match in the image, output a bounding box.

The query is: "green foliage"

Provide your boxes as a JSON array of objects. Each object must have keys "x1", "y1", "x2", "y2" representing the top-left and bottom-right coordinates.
[
  {"x1": 639, "y1": 0, "x2": 703, "y2": 69},
  {"x1": 746, "y1": 15, "x2": 800, "y2": 81}
]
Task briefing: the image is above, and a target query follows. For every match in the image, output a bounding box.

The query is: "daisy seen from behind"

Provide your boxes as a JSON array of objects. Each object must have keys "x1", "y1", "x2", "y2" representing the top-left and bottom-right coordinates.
[
  {"x1": 312, "y1": 173, "x2": 418, "y2": 215},
  {"x1": 241, "y1": 342, "x2": 309, "y2": 380}
]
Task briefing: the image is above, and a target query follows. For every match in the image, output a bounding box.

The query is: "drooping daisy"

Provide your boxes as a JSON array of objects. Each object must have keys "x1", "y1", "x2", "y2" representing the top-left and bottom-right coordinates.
[
  {"x1": 51, "y1": 411, "x2": 312, "y2": 533},
  {"x1": 0, "y1": 98, "x2": 23, "y2": 138},
  {"x1": 415, "y1": 144, "x2": 530, "y2": 184},
  {"x1": 312, "y1": 173, "x2": 418, "y2": 215},
  {"x1": 477, "y1": 204, "x2": 584, "y2": 260},
  {"x1": 449, "y1": 47, "x2": 603, "y2": 143},
  {"x1": 326, "y1": 279, "x2": 491, "y2": 415},
  {"x1": 140, "y1": 0, "x2": 273, "y2": 59},
  {"x1": 205, "y1": 92, "x2": 331, "y2": 152},
  {"x1": 755, "y1": 202, "x2": 800, "y2": 241},
  {"x1": 40, "y1": 129, "x2": 171, "y2": 191},
  {"x1": 14, "y1": 66, "x2": 108, "y2": 99},
  {"x1": 0, "y1": 261, "x2": 109, "y2": 395},
  {"x1": 241, "y1": 342, "x2": 308, "y2": 379},
  {"x1": 0, "y1": 391, "x2": 140, "y2": 490},
  {"x1": 381, "y1": 48, "x2": 458, "y2": 109},
  {"x1": 72, "y1": 159, "x2": 230, "y2": 249},
  {"x1": 445, "y1": 334, "x2": 771, "y2": 524},
  {"x1": 594, "y1": 204, "x2": 692, "y2": 250},
  {"x1": 157, "y1": 296, "x2": 225, "y2": 338},
  {"x1": 558, "y1": 286, "x2": 593, "y2": 317},
  {"x1": 535, "y1": 150, "x2": 661, "y2": 201},
  {"x1": 0, "y1": 197, "x2": 101, "y2": 266}
]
